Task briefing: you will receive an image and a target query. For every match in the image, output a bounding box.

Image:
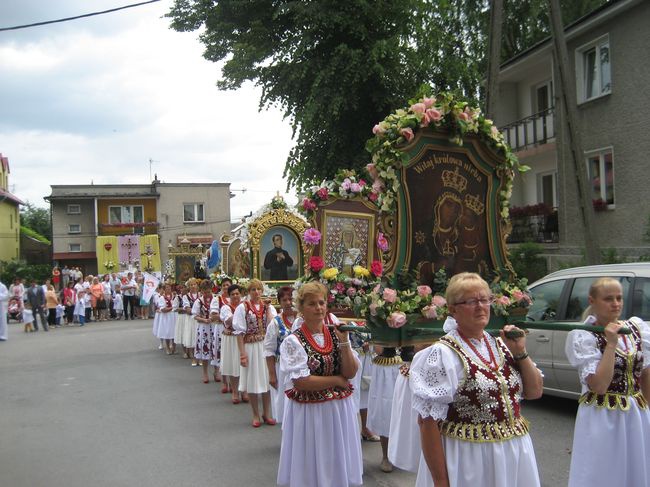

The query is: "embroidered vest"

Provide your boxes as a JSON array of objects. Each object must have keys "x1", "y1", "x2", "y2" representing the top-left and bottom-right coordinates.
[
  {"x1": 221, "y1": 303, "x2": 237, "y2": 335},
  {"x1": 243, "y1": 301, "x2": 267, "y2": 343},
  {"x1": 274, "y1": 314, "x2": 292, "y2": 357},
  {"x1": 439, "y1": 335, "x2": 529, "y2": 443},
  {"x1": 198, "y1": 297, "x2": 211, "y2": 321},
  {"x1": 285, "y1": 327, "x2": 354, "y2": 403},
  {"x1": 580, "y1": 321, "x2": 647, "y2": 411}
]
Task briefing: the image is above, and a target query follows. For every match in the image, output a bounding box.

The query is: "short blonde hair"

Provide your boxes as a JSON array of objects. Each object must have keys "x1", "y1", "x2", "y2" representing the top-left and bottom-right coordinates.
[
  {"x1": 445, "y1": 272, "x2": 490, "y2": 305},
  {"x1": 296, "y1": 281, "x2": 328, "y2": 312},
  {"x1": 186, "y1": 277, "x2": 198, "y2": 287},
  {"x1": 247, "y1": 278, "x2": 264, "y2": 292},
  {"x1": 582, "y1": 277, "x2": 622, "y2": 320}
]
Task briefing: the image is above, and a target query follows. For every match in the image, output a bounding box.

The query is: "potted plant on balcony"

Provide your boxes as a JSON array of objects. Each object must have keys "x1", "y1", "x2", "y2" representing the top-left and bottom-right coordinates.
[{"x1": 592, "y1": 198, "x2": 608, "y2": 212}]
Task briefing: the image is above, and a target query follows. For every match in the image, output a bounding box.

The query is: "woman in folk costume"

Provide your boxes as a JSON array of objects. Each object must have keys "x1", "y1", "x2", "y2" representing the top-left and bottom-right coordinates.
[
  {"x1": 277, "y1": 281, "x2": 362, "y2": 487},
  {"x1": 410, "y1": 272, "x2": 543, "y2": 487},
  {"x1": 350, "y1": 331, "x2": 380, "y2": 442},
  {"x1": 192, "y1": 280, "x2": 217, "y2": 384},
  {"x1": 233, "y1": 279, "x2": 277, "y2": 427},
  {"x1": 181, "y1": 278, "x2": 201, "y2": 366},
  {"x1": 174, "y1": 283, "x2": 188, "y2": 357},
  {"x1": 151, "y1": 283, "x2": 164, "y2": 350},
  {"x1": 210, "y1": 278, "x2": 232, "y2": 386},
  {"x1": 264, "y1": 286, "x2": 296, "y2": 423},
  {"x1": 388, "y1": 345, "x2": 427, "y2": 473},
  {"x1": 565, "y1": 277, "x2": 650, "y2": 487},
  {"x1": 220, "y1": 284, "x2": 245, "y2": 403},
  {"x1": 156, "y1": 282, "x2": 178, "y2": 355}
]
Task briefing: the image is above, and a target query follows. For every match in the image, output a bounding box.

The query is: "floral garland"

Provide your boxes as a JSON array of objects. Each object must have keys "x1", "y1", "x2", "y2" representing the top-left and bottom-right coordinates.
[
  {"x1": 298, "y1": 169, "x2": 375, "y2": 218},
  {"x1": 103, "y1": 260, "x2": 116, "y2": 271},
  {"x1": 365, "y1": 91, "x2": 528, "y2": 217}
]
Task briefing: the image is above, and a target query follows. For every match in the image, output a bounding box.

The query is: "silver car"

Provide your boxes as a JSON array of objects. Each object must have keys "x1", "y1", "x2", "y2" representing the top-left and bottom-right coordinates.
[{"x1": 524, "y1": 263, "x2": 650, "y2": 399}]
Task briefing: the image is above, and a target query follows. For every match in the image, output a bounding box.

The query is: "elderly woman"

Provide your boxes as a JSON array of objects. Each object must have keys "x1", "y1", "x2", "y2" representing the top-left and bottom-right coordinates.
[
  {"x1": 277, "y1": 281, "x2": 362, "y2": 487},
  {"x1": 565, "y1": 277, "x2": 650, "y2": 487},
  {"x1": 410, "y1": 272, "x2": 543, "y2": 487}
]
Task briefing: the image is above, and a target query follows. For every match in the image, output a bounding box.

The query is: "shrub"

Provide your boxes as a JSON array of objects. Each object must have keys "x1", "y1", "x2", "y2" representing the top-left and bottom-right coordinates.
[
  {"x1": 509, "y1": 242, "x2": 547, "y2": 282},
  {"x1": 0, "y1": 260, "x2": 52, "y2": 285}
]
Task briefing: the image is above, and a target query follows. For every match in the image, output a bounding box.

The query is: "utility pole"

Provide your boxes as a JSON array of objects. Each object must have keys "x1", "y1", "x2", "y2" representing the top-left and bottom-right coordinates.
[
  {"x1": 548, "y1": 0, "x2": 600, "y2": 264},
  {"x1": 485, "y1": 0, "x2": 504, "y2": 120}
]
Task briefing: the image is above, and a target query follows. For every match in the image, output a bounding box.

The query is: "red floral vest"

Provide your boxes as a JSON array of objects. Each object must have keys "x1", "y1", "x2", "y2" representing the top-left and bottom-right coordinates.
[{"x1": 439, "y1": 335, "x2": 529, "y2": 442}]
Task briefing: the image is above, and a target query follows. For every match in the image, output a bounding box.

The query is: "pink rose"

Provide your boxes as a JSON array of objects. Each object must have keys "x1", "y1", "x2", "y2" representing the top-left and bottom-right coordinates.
[
  {"x1": 417, "y1": 285, "x2": 432, "y2": 297},
  {"x1": 422, "y1": 97, "x2": 436, "y2": 108},
  {"x1": 303, "y1": 228, "x2": 321, "y2": 245},
  {"x1": 377, "y1": 232, "x2": 389, "y2": 252},
  {"x1": 341, "y1": 178, "x2": 351, "y2": 191},
  {"x1": 426, "y1": 108, "x2": 442, "y2": 122},
  {"x1": 458, "y1": 111, "x2": 470, "y2": 122},
  {"x1": 373, "y1": 284, "x2": 381, "y2": 293},
  {"x1": 366, "y1": 163, "x2": 379, "y2": 180},
  {"x1": 432, "y1": 295, "x2": 447, "y2": 307},
  {"x1": 372, "y1": 180, "x2": 384, "y2": 193},
  {"x1": 335, "y1": 282, "x2": 346, "y2": 293},
  {"x1": 387, "y1": 311, "x2": 408, "y2": 329},
  {"x1": 422, "y1": 305, "x2": 438, "y2": 319},
  {"x1": 372, "y1": 123, "x2": 386, "y2": 136},
  {"x1": 410, "y1": 102, "x2": 426, "y2": 115},
  {"x1": 302, "y1": 198, "x2": 317, "y2": 211},
  {"x1": 383, "y1": 288, "x2": 397, "y2": 303},
  {"x1": 315, "y1": 187, "x2": 329, "y2": 200},
  {"x1": 350, "y1": 182, "x2": 361, "y2": 193},
  {"x1": 368, "y1": 191, "x2": 379, "y2": 202},
  {"x1": 369, "y1": 303, "x2": 378, "y2": 316},
  {"x1": 419, "y1": 111, "x2": 431, "y2": 128},
  {"x1": 358, "y1": 179, "x2": 367, "y2": 187},
  {"x1": 400, "y1": 127, "x2": 414, "y2": 142},
  {"x1": 346, "y1": 288, "x2": 357, "y2": 297},
  {"x1": 512, "y1": 290, "x2": 525, "y2": 302},
  {"x1": 497, "y1": 295, "x2": 511, "y2": 306}
]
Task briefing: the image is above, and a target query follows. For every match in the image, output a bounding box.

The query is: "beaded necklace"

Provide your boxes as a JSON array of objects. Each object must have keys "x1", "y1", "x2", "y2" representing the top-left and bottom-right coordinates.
[
  {"x1": 458, "y1": 330, "x2": 498, "y2": 371},
  {"x1": 300, "y1": 323, "x2": 333, "y2": 355}
]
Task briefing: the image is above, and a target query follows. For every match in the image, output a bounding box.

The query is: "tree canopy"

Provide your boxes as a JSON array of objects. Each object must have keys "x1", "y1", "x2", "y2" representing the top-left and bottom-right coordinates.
[
  {"x1": 167, "y1": 0, "x2": 605, "y2": 190},
  {"x1": 20, "y1": 203, "x2": 51, "y2": 240}
]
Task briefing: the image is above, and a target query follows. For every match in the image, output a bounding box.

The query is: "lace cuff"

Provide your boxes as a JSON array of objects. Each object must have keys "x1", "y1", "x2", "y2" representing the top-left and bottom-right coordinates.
[
  {"x1": 412, "y1": 394, "x2": 449, "y2": 420},
  {"x1": 565, "y1": 329, "x2": 601, "y2": 379}
]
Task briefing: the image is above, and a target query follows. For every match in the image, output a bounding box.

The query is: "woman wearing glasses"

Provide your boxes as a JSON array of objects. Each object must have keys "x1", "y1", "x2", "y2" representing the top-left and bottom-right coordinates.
[{"x1": 410, "y1": 272, "x2": 543, "y2": 487}]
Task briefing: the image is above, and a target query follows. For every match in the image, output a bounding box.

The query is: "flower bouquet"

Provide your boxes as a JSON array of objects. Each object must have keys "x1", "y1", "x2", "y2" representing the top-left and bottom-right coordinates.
[
  {"x1": 104, "y1": 260, "x2": 116, "y2": 271},
  {"x1": 298, "y1": 169, "x2": 375, "y2": 218}
]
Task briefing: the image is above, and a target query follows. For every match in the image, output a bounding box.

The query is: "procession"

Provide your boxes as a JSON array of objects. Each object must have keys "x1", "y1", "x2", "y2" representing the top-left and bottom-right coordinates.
[{"x1": 2, "y1": 1, "x2": 650, "y2": 486}]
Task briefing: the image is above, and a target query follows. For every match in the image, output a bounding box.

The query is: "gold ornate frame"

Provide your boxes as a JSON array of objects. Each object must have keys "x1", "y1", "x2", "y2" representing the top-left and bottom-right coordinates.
[
  {"x1": 247, "y1": 208, "x2": 310, "y2": 282},
  {"x1": 321, "y1": 209, "x2": 376, "y2": 270}
]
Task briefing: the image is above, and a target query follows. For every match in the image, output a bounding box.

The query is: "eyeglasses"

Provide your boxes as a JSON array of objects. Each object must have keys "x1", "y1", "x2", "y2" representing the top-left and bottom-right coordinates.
[{"x1": 455, "y1": 296, "x2": 495, "y2": 307}]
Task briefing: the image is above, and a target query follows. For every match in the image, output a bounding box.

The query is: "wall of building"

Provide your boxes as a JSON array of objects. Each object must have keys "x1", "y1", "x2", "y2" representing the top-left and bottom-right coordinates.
[
  {"x1": 51, "y1": 199, "x2": 96, "y2": 254},
  {"x1": 156, "y1": 184, "x2": 232, "y2": 263},
  {"x1": 0, "y1": 201, "x2": 20, "y2": 261},
  {"x1": 556, "y1": 1, "x2": 650, "y2": 254}
]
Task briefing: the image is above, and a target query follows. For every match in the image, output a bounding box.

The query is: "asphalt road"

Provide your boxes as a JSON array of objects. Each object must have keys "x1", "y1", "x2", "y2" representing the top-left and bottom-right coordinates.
[{"x1": 0, "y1": 319, "x2": 576, "y2": 487}]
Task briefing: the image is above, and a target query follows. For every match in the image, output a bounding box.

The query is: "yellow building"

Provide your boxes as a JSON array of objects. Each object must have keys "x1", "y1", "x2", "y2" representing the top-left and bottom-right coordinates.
[{"x1": 0, "y1": 154, "x2": 24, "y2": 262}]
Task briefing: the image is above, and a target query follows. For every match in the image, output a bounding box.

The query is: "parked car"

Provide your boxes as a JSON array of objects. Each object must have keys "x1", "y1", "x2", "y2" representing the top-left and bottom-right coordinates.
[{"x1": 524, "y1": 263, "x2": 650, "y2": 399}]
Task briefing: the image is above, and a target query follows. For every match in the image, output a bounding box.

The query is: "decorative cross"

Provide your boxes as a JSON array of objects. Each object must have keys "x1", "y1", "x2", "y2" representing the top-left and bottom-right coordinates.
[{"x1": 121, "y1": 237, "x2": 138, "y2": 264}]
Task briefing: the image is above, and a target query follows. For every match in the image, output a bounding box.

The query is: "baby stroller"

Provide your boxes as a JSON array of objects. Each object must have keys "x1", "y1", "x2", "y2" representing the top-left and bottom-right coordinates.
[{"x1": 7, "y1": 297, "x2": 23, "y2": 322}]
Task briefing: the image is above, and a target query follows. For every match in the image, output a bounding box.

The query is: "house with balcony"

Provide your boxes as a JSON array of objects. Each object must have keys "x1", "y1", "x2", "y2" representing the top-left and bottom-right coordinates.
[
  {"x1": 0, "y1": 153, "x2": 24, "y2": 262},
  {"x1": 495, "y1": 0, "x2": 650, "y2": 267},
  {"x1": 46, "y1": 178, "x2": 232, "y2": 274}
]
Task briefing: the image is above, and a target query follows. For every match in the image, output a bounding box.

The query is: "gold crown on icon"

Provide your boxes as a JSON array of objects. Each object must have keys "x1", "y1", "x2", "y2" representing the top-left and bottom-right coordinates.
[
  {"x1": 441, "y1": 167, "x2": 467, "y2": 193},
  {"x1": 464, "y1": 193, "x2": 485, "y2": 215}
]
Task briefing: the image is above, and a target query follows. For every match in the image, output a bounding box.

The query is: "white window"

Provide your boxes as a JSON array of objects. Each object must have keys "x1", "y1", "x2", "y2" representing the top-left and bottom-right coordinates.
[
  {"x1": 67, "y1": 204, "x2": 81, "y2": 214},
  {"x1": 69, "y1": 243, "x2": 81, "y2": 252},
  {"x1": 183, "y1": 203, "x2": 205, "y2": 223},
  {"x1": 586, "y1": 148, "x2": 614, "y2": 206},
  {"x1": 576, "y1": 35, "x2": 611, "y2": 102},
  {"x1": 68, "y1": 224, "x2": 81, "y2": 234},
  {"x1": 108, "y1": 205, "x2": 144, "y2": 224},
  {"x1": 537, "y1": 171, "x2": 558, "y2": 208}
]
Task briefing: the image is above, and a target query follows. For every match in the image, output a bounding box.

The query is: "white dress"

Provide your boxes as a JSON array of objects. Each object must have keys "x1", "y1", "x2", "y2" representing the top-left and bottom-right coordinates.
[
  {"x1": 192, "y1": 297, "x2": 214, "y2": 361},
  {"x1": 277, "y1": 332, "x2": 363, "y2": 487},
  {"x1": 220, "y1": 304, "x2": 240, "y2": 377},
  {"x1": 367, "y1": 353, "x2": 401, "y2": 437},
  {"x1": 155, "y1": 294, "x2": 177, "y2": 340},
  {"x1": 151, "y1": 292, "x2": 160, "y2": 337},
  {"x1": 264, "y1": 313, "x2": 295, "y2": 422},
  {"x1": 233, "y1": 302, "x2": 277, "y2": 394},
  {"x1": 181, "y1": 293, "x2": 200, "y2": 348},
  {"x1": 388, "y1": 362, "x2": 421, "y2": 472},
  {"x1": 210, "y1": 295, "x2": 226, "y2": 367},
  {"x1": 565, "y1": 317, "x2": 650, "y2": 487},
  {"x1": 409, "y1": 330, "x2": 541, "y2": 487}
]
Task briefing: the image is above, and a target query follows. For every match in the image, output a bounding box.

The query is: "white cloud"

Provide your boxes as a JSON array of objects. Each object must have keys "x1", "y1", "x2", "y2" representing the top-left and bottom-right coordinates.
[{"x1": 0, "y1": 0, "x2": 297, "y2": 220}]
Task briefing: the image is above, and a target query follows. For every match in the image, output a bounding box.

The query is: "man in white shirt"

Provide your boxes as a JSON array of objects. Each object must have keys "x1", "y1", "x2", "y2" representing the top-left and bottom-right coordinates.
[{"x1": 121, "y1": 272, "x2": 137, "y2": 320}]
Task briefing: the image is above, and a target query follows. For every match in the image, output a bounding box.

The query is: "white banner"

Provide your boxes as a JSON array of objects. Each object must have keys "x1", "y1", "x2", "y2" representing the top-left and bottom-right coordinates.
[{"x1": 141, "y1": 272, "x2": 160, "y2": 304}]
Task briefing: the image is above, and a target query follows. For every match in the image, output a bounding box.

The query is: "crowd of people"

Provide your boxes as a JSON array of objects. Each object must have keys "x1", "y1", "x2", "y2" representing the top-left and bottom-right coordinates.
[
  {"x1": 2, "y1": 271, "x2": 151, "y2": 334},
  {"x1": 1, "y1": 270, "x2": 648, "y2": 486}
]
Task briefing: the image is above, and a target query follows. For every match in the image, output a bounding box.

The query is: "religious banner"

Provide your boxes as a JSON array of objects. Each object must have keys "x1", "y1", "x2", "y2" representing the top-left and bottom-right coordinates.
[
  {"x1": 141, "y1": 272, "x2": 160, "y2": 304},
  {"x1": 118, "y1": 235, "x2": 141, "y2": 267},
  {"x1": 139, "y1": 234, "x2": 161, "y2": 273},
  {"x1": 96, "y1": 236, "x2": 119, "y2": 274}
]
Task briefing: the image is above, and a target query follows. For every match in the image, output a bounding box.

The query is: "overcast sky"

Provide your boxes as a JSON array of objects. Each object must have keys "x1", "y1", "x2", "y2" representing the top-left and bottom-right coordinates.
[{"x1": 0, "y1": 0, "x2": 296, "y2": 221}]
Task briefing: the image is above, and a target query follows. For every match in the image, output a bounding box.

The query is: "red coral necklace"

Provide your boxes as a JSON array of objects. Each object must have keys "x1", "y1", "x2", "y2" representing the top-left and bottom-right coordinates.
[
  {"x1": 458, "y1": 330, "x2": 498, "y2": 371},
  {"x1": 301, "y1": 323, "x2": 333, "y2": 355}
]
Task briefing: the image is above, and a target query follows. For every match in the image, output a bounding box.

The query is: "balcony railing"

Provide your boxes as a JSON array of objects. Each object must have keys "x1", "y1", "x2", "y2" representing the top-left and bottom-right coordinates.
[
  {"x1": 508, "y1": 205, "x2": 559, "y2": 244},
  {"x1": 500, "y1": 107, "x2": 555, "y2": 152}
]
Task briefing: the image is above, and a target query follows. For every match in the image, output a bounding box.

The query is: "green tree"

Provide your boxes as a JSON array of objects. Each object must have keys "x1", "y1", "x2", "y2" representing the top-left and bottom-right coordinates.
[
  {"x1": 20, "y1": 203, "x2": 51, "y2": 240},
  {"x1": 167, "y1": 0, "x2": 605, "y2": 189}
]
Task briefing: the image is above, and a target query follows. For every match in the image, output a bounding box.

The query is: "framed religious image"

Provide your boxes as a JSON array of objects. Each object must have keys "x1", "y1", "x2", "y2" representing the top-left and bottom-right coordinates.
[
  {"x1": 175, "y1": 255, "x2": 196, "y2": 283},
  {"x1": 260, "y1": 226, "x2": 301, "y2": 282},
  {"x1": 321, "y1": 210, "x2": 375, "y2": 275},
  {"x1": 226, "y1": 238, "x2": 251, "y2": 279}
]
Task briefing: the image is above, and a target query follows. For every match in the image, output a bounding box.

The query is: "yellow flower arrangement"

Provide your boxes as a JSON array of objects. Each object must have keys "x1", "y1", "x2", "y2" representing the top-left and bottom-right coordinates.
[
  {"x1": 322, "y1": 268, "x2": 339, "y2": 281},
  {"x1": 353, "y1": 265, "x2": 370, "y2": 278}
]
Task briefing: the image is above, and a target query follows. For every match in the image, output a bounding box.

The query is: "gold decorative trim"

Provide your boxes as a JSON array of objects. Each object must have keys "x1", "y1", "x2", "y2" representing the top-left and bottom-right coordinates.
[
  {"x1": 579, "y1": 391, "x2": 648, "y2": 411},
  {"x1": 440, "y1": 416, "x2": 530, "y2": 443},
  {"x1": 372, "y1": 355, "x2": 403, "y2": 366},
  {"x1": 321, "y1": 208, "x2": 376, "y2": 269}
]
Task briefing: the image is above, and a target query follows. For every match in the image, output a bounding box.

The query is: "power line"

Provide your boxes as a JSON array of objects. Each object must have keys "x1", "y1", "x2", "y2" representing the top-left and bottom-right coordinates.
[{"x1": 0, "y1": 0, "x2": 161, "y2": 32}]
